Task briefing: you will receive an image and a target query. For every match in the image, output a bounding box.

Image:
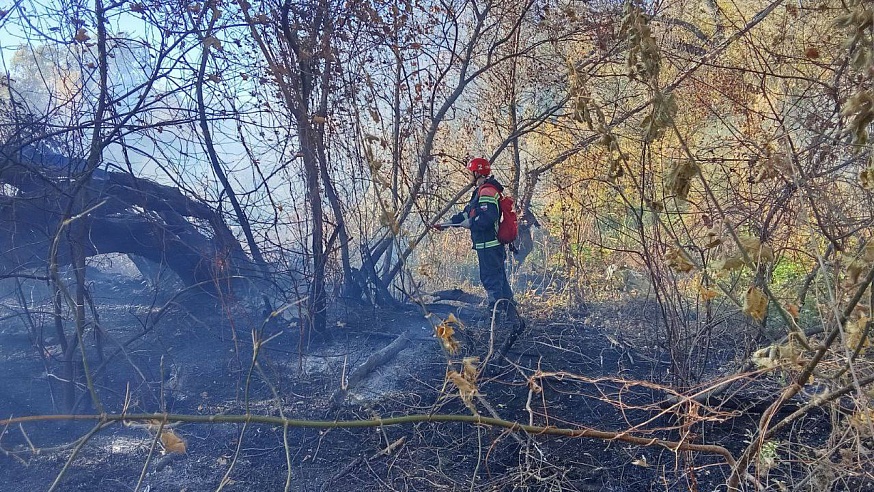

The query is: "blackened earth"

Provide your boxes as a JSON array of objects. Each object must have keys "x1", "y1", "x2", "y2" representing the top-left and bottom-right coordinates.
[{"x1": 0, "y1": 269, "x2": 864, "y2": 491}]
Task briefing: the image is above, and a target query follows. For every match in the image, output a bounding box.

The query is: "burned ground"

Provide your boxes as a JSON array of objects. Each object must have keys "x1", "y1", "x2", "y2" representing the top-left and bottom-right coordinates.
[{"x1": 0, "y1": 266, "x2": 864, "y2": 491}]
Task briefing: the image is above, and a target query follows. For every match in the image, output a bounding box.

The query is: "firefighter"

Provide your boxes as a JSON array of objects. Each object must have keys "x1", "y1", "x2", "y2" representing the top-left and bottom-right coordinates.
[{"x1": 433, "y1": 157, "x2": 515, "y2": 315}]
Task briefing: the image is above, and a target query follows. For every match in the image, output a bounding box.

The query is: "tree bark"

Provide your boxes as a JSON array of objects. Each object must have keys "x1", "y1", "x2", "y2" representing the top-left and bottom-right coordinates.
[{"x1": 197, "y1": 5, "x2": 273, "y2": 307}]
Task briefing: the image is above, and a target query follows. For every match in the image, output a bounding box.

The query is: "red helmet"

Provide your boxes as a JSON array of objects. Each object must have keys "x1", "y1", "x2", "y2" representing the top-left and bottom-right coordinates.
[{"x1": 466, "y1": 157, "x2": 491, "y2": 175}]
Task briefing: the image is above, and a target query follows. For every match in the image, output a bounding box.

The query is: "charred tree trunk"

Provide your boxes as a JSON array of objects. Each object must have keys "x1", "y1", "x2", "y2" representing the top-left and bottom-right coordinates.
[
  {"x1": 279, "y1": 0, "x2": 331, "y2": 340},
  {"x1": 53, "y1": 0, "x2": 110, "y2": 413},
  {"x1": 196, "y1": 8, "x2": 274, "y2": 311},
  {"x1": 302, "y1": 127, "x2": 329, "y2": 341},
  {"x1": 314, "y1": 65, "x2": 353, "y2": 303}
]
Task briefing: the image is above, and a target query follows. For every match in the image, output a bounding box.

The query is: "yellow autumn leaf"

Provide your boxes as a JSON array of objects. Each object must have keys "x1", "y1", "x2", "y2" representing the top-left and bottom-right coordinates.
[
  {"x1": 161, "y1": 429, "x2": 187, "y2": 454},
  {"x1": 435, "y1": 323, "x2": 454, "y2": 340},
  {"x1": 445, "y1": 312, "x2": 464, "y2": 328},
  {"x1": 751, "y1": 342, "x2": 800, "y2": 369},
  {"x1": 737, "y1": 235, "x2": 774, "y2": 265},
  {"x1": 434, "y1": 321, "x2": 460, "y2": 354},
  {"x1": 847, "y1": 259, "x2": 867, "y2": 285},
  {"x1": 712, "y1": 256, "x2": 745, "y2": 274},
  {"x1": 442, "y1": 338, "x2": 460, "y2": 354},
  {"x1": 845, "y1": 316, "x2": 870, "y2": 355},
  {"x1": 74, "y1": 28, "x2": 90, "y2": 43},
  {"x1": 448, "y1": 370, "x2": 477, "y2": 414},
  {"x1": 737, "y1": 236, "x2": 761, "y2": 256},
  {"x1": 776, "y1": 342, "x2": 801, "y2": 365},
  {"x1": 751, "y1": 346, "x2": 778, "y2": 369},
  {"x1": 847, "y1": 243, "x2": 874, "y2": 285},
  {"x1": 744, "y1": 286, "x2": 768, "y2": 321},
  {"x1": 664, "y1": 160, "x2": 699, "y2": 201},
  {"x1": 665, "y1": 247, "x2": 695, "y2": 273},
  {"x1": 698, "y1": 282, "x2": 718, "y2": 301},
  {"x1": 860, "y1": 167, "x2": 874, "y2": 189},
  {"x1": 462, "y1": 357, "x2": 479, "y2": 382},
  {"x1": 203, "y1": 35, "x2": 223, "y2": 51},
  {"x1": 704, "y1": 227, "x2": 723, "y2": 248}
]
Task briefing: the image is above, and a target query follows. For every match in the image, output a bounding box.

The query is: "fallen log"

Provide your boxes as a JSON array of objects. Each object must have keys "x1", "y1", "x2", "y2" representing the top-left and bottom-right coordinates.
[
  {"x1": 329, "y1": 330, "x2": 411, "y2": 409},
  {"x1": 0, "y1": 144, "x2": 249, "y2": 289},
  {"x1": 430, "y1": 288, "x2": 485, "y2": 305}
]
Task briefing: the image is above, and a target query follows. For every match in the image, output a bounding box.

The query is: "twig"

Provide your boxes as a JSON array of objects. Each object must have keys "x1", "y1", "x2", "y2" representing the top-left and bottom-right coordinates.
[
  {"x1": 320, "y1": 437, "x2": 406, "y2": 491},
  {"x1": 217, "y1": 421, "x2": 249, "y2": 492},
  {"x1": 0, "y1": 411, "x2": 737, "y2": 467},
  {"x1": 728, "y1": 263, "x2": 874, "y2": 490},
  {"x1": 47, "y1": 422, "x2": 106, "y2": 492},
  {"x1": 765, "y1": 373, "x2": 874, "y2": 439},
  {"x1": 133, "y1": 420, "x2": 163, "y2": 492}
]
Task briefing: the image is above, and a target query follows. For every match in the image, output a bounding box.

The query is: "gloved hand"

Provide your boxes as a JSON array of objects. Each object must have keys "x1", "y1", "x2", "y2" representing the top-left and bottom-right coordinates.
[
  {"x1": 458, "y1": 218, "x2": 471, "y2": 229},
  {"x1": 431, "y1": 223, "x2": 445, "y2": 231},
  {"x1": 450, "y1": 212, "x2": 466, "y2": 224}
]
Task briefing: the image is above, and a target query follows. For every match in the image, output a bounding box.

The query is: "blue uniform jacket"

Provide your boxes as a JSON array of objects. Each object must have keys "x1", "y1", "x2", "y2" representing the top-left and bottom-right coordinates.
[{"x1": 451, "y1": 177, "x2": 503, "y2": 249}]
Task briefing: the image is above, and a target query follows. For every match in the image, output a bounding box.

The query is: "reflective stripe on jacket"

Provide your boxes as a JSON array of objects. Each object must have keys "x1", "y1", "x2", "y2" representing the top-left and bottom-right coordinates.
[{"x1": 451, "y1": 177, "x2": 504, "y2": 249}]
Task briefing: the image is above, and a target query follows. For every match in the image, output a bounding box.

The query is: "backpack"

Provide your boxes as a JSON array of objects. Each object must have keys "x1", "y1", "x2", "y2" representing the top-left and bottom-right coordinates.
[{"x1": 480, "y1": 184, "x2": 518, "y2": 245}]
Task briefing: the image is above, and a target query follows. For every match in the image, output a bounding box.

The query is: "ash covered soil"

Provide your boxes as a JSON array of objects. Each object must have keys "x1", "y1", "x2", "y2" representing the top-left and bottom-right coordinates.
[{"x1": 0, "y1": 263, "x2": 830, "y2": 491}]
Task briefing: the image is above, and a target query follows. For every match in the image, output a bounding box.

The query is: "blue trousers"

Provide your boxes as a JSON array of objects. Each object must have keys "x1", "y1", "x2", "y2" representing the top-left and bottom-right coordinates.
[{"x1": 476, "y1": 246, "x2": 514, "y2": 308}]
